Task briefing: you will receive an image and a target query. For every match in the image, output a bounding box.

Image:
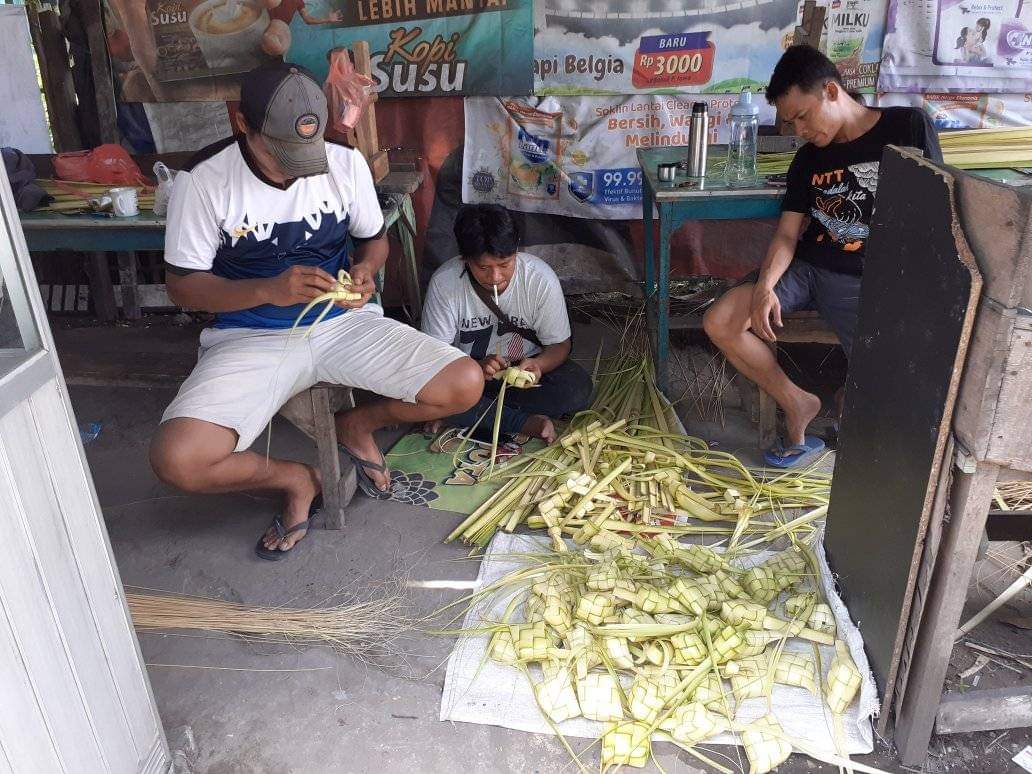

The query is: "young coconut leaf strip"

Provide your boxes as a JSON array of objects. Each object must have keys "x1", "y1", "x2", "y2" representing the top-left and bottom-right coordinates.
[{"x1": 447, "y1": 352, "x2": 830, "y2": 548}]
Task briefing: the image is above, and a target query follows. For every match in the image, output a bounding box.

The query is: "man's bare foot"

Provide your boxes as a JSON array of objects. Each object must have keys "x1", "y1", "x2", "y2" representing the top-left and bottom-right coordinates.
[
  {"x1": 521, "y1": 414, "x2": 557, "y2": 444},
  {"x1": 262, "y1": 464, "x2": 321, "y2": 552},
  {"x1": 423, "y1": 419, "x2": 445, "y2": 435},
  {"x1": 783, "y1": 391, "x2": 822, "y2": 448},
  {"x1": 335, "y1": 413, "x2": 391, "y2": 492}
]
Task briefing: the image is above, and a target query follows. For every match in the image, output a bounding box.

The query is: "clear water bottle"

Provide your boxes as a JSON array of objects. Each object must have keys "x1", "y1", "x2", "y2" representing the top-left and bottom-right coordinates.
[{"x1": 726, "y1": 91, "x2": 759, "y2": 187}]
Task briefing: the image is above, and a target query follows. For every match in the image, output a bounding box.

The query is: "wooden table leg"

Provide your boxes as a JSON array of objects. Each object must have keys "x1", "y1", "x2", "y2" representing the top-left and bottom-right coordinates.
[
  {"x1": 758, "y1": 341, "x2": 778, "y2": 448},
  {"x1": 395, "y1": 194, "x2": 422, "y2": 325},
  {"x1": 85, "y1": 252, "x2": 117, "y2": 322},
  {"x1": 116, "y1": 251, "x2": 140, "y2": 320},
  {"x1": 894, "y1": 460, "x2": 999, "y2": 766},
  {"x1": 311, "y1": 385, "x2": 347, "y2": 530},
  {"x1": 656, "y1": 209, "x2": 674, "y2": 394}
]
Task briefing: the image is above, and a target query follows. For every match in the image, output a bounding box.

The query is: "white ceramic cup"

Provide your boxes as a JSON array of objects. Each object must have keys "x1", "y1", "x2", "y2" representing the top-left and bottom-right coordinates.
[
  {"x1": 188, "y1": 0, "x2": 270, "y2": 72},
  {"x1": 110, "y1": 187, "x2": 139, "y2": 217}
]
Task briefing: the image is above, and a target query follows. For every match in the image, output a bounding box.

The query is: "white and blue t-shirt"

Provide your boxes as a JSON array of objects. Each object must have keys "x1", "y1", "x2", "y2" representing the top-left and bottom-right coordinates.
[{"x1": 164, "y1": 136, "x2": 385, "y2": 329}]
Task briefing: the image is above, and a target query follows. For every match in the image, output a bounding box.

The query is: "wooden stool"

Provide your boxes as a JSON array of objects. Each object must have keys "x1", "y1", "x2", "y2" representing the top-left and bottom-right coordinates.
[
  {"x1": 752, "y1": 311, "x2": 840, "y2": 447},
  {"x1": 277, "y1": 383, "x2": 358, "y2": 530}
]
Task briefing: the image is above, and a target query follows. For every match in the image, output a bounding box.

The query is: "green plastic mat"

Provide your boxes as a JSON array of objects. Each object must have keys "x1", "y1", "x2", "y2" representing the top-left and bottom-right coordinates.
[{"x1": 384, "y1": 429, "x2": 545, "y2": 514}]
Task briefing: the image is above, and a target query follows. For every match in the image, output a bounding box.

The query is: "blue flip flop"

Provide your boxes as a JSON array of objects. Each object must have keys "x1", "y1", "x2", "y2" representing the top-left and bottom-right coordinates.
[
  {"x1": 338, "y1": 442, "x2": 392, "y2": 500},
  {"x1": 255, "y1": 496, "x2": 322, "y2": 561},
  {"x1": 763, "y1": 435, "x2": 827, "y2": 469}
]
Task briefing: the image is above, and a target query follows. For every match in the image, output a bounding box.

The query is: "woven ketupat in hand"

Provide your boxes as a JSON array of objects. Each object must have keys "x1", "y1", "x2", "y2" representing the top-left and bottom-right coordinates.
[
  {"x1": 494, "y1": 366, "x2": 538, "y2": 388},
  {"x1": 290, "y1": 270, "x2": 362, "y2": 337}
]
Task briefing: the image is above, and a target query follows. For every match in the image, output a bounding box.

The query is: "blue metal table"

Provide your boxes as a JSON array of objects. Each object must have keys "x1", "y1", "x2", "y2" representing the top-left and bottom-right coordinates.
[
  {"x1": 20, "y1": 211, "x2": 167, "y2": 252},
  {"x1": 637, "y1": 145, "x2": 785, "y2": 392}
]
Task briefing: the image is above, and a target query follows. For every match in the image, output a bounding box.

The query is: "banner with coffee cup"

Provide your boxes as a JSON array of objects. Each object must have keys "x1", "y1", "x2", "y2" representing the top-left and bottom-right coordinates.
[{"x1": 105, "y1": 0, "x2": 533, "y2": 102}]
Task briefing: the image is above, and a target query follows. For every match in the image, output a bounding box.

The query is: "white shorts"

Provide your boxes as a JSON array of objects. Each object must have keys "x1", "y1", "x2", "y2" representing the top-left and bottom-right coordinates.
[{"x1": 161, "y1": 305, "x2": 466, "y2": 452}]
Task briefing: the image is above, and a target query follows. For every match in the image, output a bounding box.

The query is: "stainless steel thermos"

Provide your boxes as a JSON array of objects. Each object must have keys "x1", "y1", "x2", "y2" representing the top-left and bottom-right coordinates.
[{"x1": 687, "y1": 102, "x2": 708, "y2": 177}]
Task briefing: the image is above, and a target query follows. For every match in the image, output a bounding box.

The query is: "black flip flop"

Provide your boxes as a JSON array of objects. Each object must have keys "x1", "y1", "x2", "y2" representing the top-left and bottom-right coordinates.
[
  {"x1": 255, "y1": 497, "x2": 322, "y2": 561},
  {"x1": 338, "y1": 442, "x2": 392, "y2": 500}
]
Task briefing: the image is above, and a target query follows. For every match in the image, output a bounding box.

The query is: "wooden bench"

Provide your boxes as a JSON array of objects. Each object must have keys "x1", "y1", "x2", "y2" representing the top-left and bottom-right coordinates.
[{"x1": 277, "y1": 383, "x2": 358, "y2": 530}]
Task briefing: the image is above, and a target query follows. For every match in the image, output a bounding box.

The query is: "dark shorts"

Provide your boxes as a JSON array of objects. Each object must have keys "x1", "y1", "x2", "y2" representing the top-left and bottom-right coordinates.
[{"x1": 743, "y1": 260, "x2": 861, "y2": 356}]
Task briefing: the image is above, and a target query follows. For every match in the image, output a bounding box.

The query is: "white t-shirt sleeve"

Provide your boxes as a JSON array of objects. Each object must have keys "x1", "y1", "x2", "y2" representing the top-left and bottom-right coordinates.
[
  {"x1": 164, "y1": 171, "x2": 221, "y2": 272},
  {"x1": 347, "y1": 151, "x2": 385, "y2": 239},
  {"x1": 421, "y1": 270, "x2": 459, "y2": 346},
  {"x1": 530, "y1": 261, "x2": 572, "y2": 346}
]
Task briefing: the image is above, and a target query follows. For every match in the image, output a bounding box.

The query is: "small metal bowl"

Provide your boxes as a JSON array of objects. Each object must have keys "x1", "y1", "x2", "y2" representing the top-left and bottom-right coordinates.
[{"x1": 657, "y1": 163, "x2": 678, "y2": 183}]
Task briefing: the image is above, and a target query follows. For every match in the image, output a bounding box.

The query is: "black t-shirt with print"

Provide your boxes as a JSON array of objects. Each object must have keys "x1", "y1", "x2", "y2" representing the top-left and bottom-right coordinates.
[{"x1": 781, "y1": 106, "x2": 942, "y2": 276}]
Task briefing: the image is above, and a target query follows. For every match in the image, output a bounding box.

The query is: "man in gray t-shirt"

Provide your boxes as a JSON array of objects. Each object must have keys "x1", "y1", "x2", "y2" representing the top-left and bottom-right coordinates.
[{"x1": 422, "y1": 204, "x2": 593, "y2": 442}]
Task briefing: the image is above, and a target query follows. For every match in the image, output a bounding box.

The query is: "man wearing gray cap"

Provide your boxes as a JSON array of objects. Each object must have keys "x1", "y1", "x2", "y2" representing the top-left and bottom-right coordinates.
[{"x1": 151, "y1": 63, "x2": 483, "y2": 560}]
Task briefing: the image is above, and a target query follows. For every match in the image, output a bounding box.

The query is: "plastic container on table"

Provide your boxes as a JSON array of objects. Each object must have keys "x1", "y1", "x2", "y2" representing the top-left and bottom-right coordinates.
[{"x1": 726, "y1": 91, "x2": 760, "y2": 188}]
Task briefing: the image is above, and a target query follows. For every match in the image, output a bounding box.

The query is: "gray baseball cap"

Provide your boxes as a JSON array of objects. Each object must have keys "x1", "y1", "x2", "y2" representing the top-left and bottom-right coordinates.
[{"x1": 240, "y1": 64, "x2": 328, "y2": 178}]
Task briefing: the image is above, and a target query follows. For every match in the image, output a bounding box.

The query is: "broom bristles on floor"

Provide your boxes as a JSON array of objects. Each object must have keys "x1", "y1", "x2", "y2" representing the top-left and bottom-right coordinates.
[
  {"x1": 127, "y1": 579, "x2": 418, "y2": 658},
  {"x1": 997, "y1": 481, "x2": 1032, "y2": 511}
]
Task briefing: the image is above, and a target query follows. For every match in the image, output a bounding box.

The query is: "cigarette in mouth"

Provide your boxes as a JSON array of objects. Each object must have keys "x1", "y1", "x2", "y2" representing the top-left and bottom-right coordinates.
[{"x1": 493, "y1": 283, "x2": 499, "y2": 304}]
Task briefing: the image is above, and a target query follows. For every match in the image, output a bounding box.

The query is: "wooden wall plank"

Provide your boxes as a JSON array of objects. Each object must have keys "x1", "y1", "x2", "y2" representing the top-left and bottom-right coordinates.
[
  {"x1": 891, "y1": 433, "x2": 954, "y2": 729},
  {"x1": 26, "y1": 4, "x2": 82, "y2": 151},
  {"x1": 0, "y1": 400, "x2": 140, "y2": 769},
  {"x1": 75, "y1": 0, "x2": 119, "y2": 144},
  {"x1": 0, "y1": 602, "x2": 64, "y2": 773},
  {"x1": 28, "y1": 380, "x2": 166, "y2": 762},
  {"x1": 895, "y1": 463, "x2": 1001, "y2": 764},
  {"x1": 952, "y1": 172, "x2": 1032, "y2": 310},
  {"x1": 823, "y1": 149, "x2": 983, "y2": 722},
  {"x1": 0, "y1": 415, "x2": 107, "y2": 771},
  {"x1": 0, "y1": 738, "x2": 17, "y2": 774}
]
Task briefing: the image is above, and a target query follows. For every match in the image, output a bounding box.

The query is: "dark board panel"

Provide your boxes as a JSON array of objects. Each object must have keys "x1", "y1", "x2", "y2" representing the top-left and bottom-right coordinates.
[{"x1": 824, "y1": 149, "x2": 982, "y2": 719}]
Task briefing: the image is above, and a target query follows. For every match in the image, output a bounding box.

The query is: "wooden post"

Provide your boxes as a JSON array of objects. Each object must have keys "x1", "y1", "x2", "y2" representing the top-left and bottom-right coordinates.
[
  {"x1": 277, "y1": 384, "x2": 358, "y2": 531},
  {"x1": 776, "y1": 1, "x2": 827, "y2": 135},
  {"x1": 349, "y1": 41, "x2": 389, "y2": 182},
  {"x1": 85, "y1": 252, "x2": 117, "y2": 321},
  {"x1": 26, "y1": 4, "x2": 82, "y2": 151},
  {"x1": 757, "y1": 340, "x2": 779, "y2": 447},
  {"x1": 116, "y1": 251, "x2": 140, "y2": 320},
  {"x1": 893, "y1": 461, "x2": 1000, "y2": 766},
  {"x1": 310, "y1": 385, "x2": 349, "y2": 531},
  {"x1": 395, "y1": 194, "x2": 422, "y2": 324},
  {"x1": 794, "y1": 0, "x2": 826, "y2": 49},
  {"x1": 76, "y1": 0, "x2": 119, "y2": 144}
]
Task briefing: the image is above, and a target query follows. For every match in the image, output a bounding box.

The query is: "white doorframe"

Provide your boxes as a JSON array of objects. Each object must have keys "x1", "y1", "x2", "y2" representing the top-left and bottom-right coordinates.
[{"x1": 0, "y1": 162, "x2": 169, "y2": 772}]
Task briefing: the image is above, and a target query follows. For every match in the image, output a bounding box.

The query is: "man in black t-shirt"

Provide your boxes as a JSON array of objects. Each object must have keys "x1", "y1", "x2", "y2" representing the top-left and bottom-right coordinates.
[{"x1": 703, "y1": 45, "x2": 941, "y2": 468}]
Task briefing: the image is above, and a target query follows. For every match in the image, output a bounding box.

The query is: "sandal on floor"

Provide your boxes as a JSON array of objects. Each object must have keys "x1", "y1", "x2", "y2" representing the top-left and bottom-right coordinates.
[
  {"x1": 338, "y1": 442, "x2": 392, "y2": 500},
  {"x1": 763, "y1": 435, "x2": 827, "y2": 469},
  {"x1": 255, "y1": 497, "x2": 322, "y2": 561}
]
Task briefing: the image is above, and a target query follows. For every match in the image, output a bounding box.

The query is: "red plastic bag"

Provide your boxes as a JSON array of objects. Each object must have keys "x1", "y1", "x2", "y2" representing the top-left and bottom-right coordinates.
[
  {"x1": 323, "y1": 49, "x2": 374, "y2": 134},
  {"x1": 54, "y1": 144, "x2": 150, "y2": 187}
]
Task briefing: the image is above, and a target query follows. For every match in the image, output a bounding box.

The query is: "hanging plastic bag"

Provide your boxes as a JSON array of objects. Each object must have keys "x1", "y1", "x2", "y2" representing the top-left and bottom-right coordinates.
[
  {"x1": 152, "y1": 162, "x2": 176, "y2": 216},
  {"x1": 54, "y1": 144, "x2": 150, "y2": 187},
  {"x1": 323, "y1": 48, "x2": 375, "y2": 134}
]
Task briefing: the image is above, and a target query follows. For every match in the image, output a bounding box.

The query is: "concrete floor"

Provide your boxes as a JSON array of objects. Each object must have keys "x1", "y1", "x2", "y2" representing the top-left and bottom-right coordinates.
[{"x1": 62, "y1": 319, "x2": 1028, "y2": 774}]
